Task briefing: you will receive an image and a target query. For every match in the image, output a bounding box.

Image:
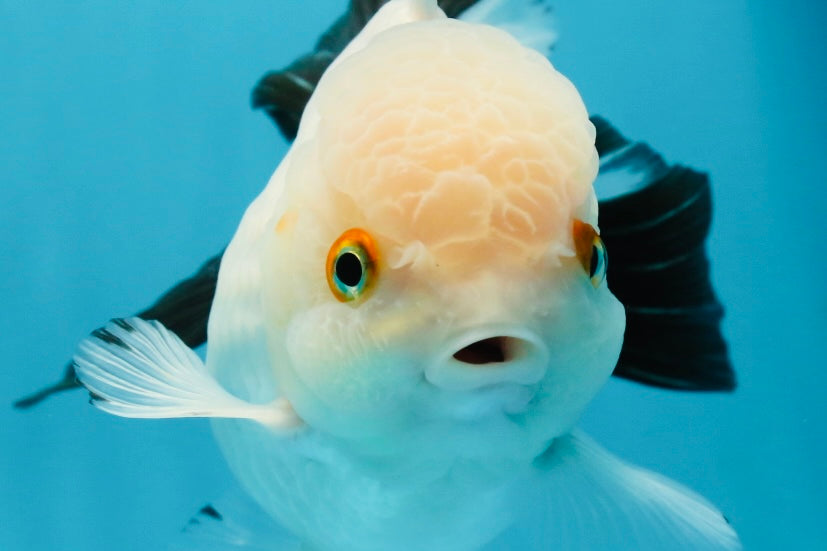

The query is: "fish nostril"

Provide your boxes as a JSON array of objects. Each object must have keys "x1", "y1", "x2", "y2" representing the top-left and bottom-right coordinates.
[{"x1": 452, "y1": 336, "x2": 517, "y2": 365}]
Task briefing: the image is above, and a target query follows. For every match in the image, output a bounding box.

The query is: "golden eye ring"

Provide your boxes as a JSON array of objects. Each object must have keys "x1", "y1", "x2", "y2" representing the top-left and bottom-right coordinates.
[
  {"x1": 573, "y1": 219, "x2": 608, "y2": 288},
  {"x1": 326, "y1": 228, "x2": 379, "y2": 302}
]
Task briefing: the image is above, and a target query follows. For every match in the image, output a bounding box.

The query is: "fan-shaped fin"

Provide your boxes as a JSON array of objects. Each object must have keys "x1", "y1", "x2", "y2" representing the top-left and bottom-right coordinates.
[
  {"x1": 73, "y1": 317, "x2": 302, "y2": 430},
  {"x1": 592, "y1": 116, "x2": 735, "y2": 391},
  {"x1": 497, "y1": 431, "x2": 742, "y2": 550}
]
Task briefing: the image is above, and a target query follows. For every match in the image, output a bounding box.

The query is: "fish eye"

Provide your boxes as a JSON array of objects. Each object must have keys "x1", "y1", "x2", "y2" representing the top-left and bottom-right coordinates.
[
  {"x1": 589, "y1": 236, "x2": 607, "y2": 287},
  {"x1": 572, "y1": 219, "x2": 608, "y2": 288},
  {"x1": 326, "y1": 228, "x2": 378, "y2": 302}
]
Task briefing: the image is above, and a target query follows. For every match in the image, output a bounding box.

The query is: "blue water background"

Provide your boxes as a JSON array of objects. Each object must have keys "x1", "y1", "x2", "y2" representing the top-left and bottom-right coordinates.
[{"x1": 1, "y1": 1, "x2": 824, "y2": 549}]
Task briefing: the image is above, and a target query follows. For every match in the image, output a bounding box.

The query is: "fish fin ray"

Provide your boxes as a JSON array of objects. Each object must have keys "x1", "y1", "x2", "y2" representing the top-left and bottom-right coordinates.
[
  {"x1": 73, "y1": 317, "x2": 298, "y2": 429},
  {"x1": 593, "y1": 116, "x2": 736, "y2": 391},
  {"x1": 513, "y1": 432, "x2": 741, "y2": 550}
]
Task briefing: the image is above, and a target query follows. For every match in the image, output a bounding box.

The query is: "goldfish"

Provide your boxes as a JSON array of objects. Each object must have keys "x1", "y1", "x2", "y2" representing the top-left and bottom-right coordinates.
[
  {"x1": 68, "y1": 0, "x2": 739, "y2": 549},
  {"x1": 16, "y1": 0, "x2": 734, "y2": 411}
]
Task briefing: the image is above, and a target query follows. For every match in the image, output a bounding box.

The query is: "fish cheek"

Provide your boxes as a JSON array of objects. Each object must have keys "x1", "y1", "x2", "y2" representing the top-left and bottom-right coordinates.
[
  {"x1": 530, "y1": 281, "x2": 625, "y2": 437},
  {"x1": 280, "y1": 303, "x2": 422, "y2": 439},
  {"x1": 262, "y1": 197, "x2": 337, "y2": 318}
]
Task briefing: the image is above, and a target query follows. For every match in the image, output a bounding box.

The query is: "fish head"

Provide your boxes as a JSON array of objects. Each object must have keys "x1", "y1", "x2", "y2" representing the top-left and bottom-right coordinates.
[{"x1": 260, "y1": 17, "x2": 625, "y2": 461}]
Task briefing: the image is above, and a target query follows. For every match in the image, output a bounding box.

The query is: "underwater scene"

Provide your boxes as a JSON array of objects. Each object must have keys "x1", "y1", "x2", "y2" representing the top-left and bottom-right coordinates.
[{"x1": 1, "y1": 0, "x2": 825, "y2": 549}]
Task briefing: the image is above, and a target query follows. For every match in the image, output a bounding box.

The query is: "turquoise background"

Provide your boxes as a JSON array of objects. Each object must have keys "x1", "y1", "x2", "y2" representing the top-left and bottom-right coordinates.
[{"x1": 1, "y1": 1, "x2": 824, "y2": 549}]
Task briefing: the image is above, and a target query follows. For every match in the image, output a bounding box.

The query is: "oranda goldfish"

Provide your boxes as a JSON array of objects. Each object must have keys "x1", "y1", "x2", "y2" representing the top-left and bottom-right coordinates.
[{"x1": 66, "y1": 0, "x2": 738, "y2": 549}]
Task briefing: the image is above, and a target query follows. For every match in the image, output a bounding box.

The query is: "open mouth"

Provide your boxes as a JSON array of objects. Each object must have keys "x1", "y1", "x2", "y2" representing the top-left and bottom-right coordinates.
[
  {"x1": 452, "y1": 336, "x2": 516, "y2": 365},
  {"x1": 426, "y1": 329, "x2": 549, "y2": 391}
]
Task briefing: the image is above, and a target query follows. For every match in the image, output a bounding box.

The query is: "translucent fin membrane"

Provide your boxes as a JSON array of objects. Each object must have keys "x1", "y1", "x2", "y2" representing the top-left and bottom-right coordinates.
[
  {"x1": 499, "y1": 432, "x2": 742, "y2": 550},
  {"x1": 73, "y1": 317, "x2": 301, "y2": 431}
]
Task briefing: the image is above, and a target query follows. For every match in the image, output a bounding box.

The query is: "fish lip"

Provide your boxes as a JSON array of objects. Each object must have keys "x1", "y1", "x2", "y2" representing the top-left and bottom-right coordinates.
[{"x1": 424, "y1": 325, "x2": 549, "y2": 392}]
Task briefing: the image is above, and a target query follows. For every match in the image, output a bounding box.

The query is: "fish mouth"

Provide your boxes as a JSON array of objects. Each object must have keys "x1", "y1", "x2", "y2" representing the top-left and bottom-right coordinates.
[
  {"x1": 425, "y1": 326, "x2": 549, "y2": 392},
  {"x1": 452, "y1": 336, "x2": 522, "y2": 365}
]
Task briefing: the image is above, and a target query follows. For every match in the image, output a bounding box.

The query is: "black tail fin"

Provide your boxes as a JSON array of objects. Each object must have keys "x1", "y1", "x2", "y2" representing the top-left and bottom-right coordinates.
[{"x1": 593, "y1": 116, "x2": 735, "y2": 391}]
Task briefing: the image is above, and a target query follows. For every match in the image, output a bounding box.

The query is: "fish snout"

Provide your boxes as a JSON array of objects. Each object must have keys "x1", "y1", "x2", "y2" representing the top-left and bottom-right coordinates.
[{"x1": 426, "y1": 329, "x2": 549, "y2": 391}]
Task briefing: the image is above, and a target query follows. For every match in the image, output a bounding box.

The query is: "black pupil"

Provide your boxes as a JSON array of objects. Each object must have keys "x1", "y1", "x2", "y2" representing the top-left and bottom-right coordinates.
[
  {"x1": 335, "y1": 251, "x2": 363, "y2": 287},
  {"x1": 590, "y1": 244, "x2": 600, "y2": 277}
]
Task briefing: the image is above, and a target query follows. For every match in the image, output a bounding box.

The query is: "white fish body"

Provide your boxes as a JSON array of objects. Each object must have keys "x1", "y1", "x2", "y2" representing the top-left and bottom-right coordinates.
[{"x1": 73, "y1": 1, "x2": 741, "y2": 550}]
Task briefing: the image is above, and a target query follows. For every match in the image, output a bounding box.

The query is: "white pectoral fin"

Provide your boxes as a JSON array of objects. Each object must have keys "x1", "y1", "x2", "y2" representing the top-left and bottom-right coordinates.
[
  {"x1": 73, "y1": 317, "x2": 301, "y2": 432},
  {"x1": 525, "y1": 431, "x2": 741, "y2": 551}
]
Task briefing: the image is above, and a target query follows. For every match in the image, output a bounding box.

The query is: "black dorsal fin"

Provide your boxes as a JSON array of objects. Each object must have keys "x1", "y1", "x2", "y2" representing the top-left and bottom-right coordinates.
[
  {"x1": 593, "y1": 116, "x2": 736, "y2": 391},
  {"x1": 252, "y1": 0, "x2": 480, "y2": 140}
]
